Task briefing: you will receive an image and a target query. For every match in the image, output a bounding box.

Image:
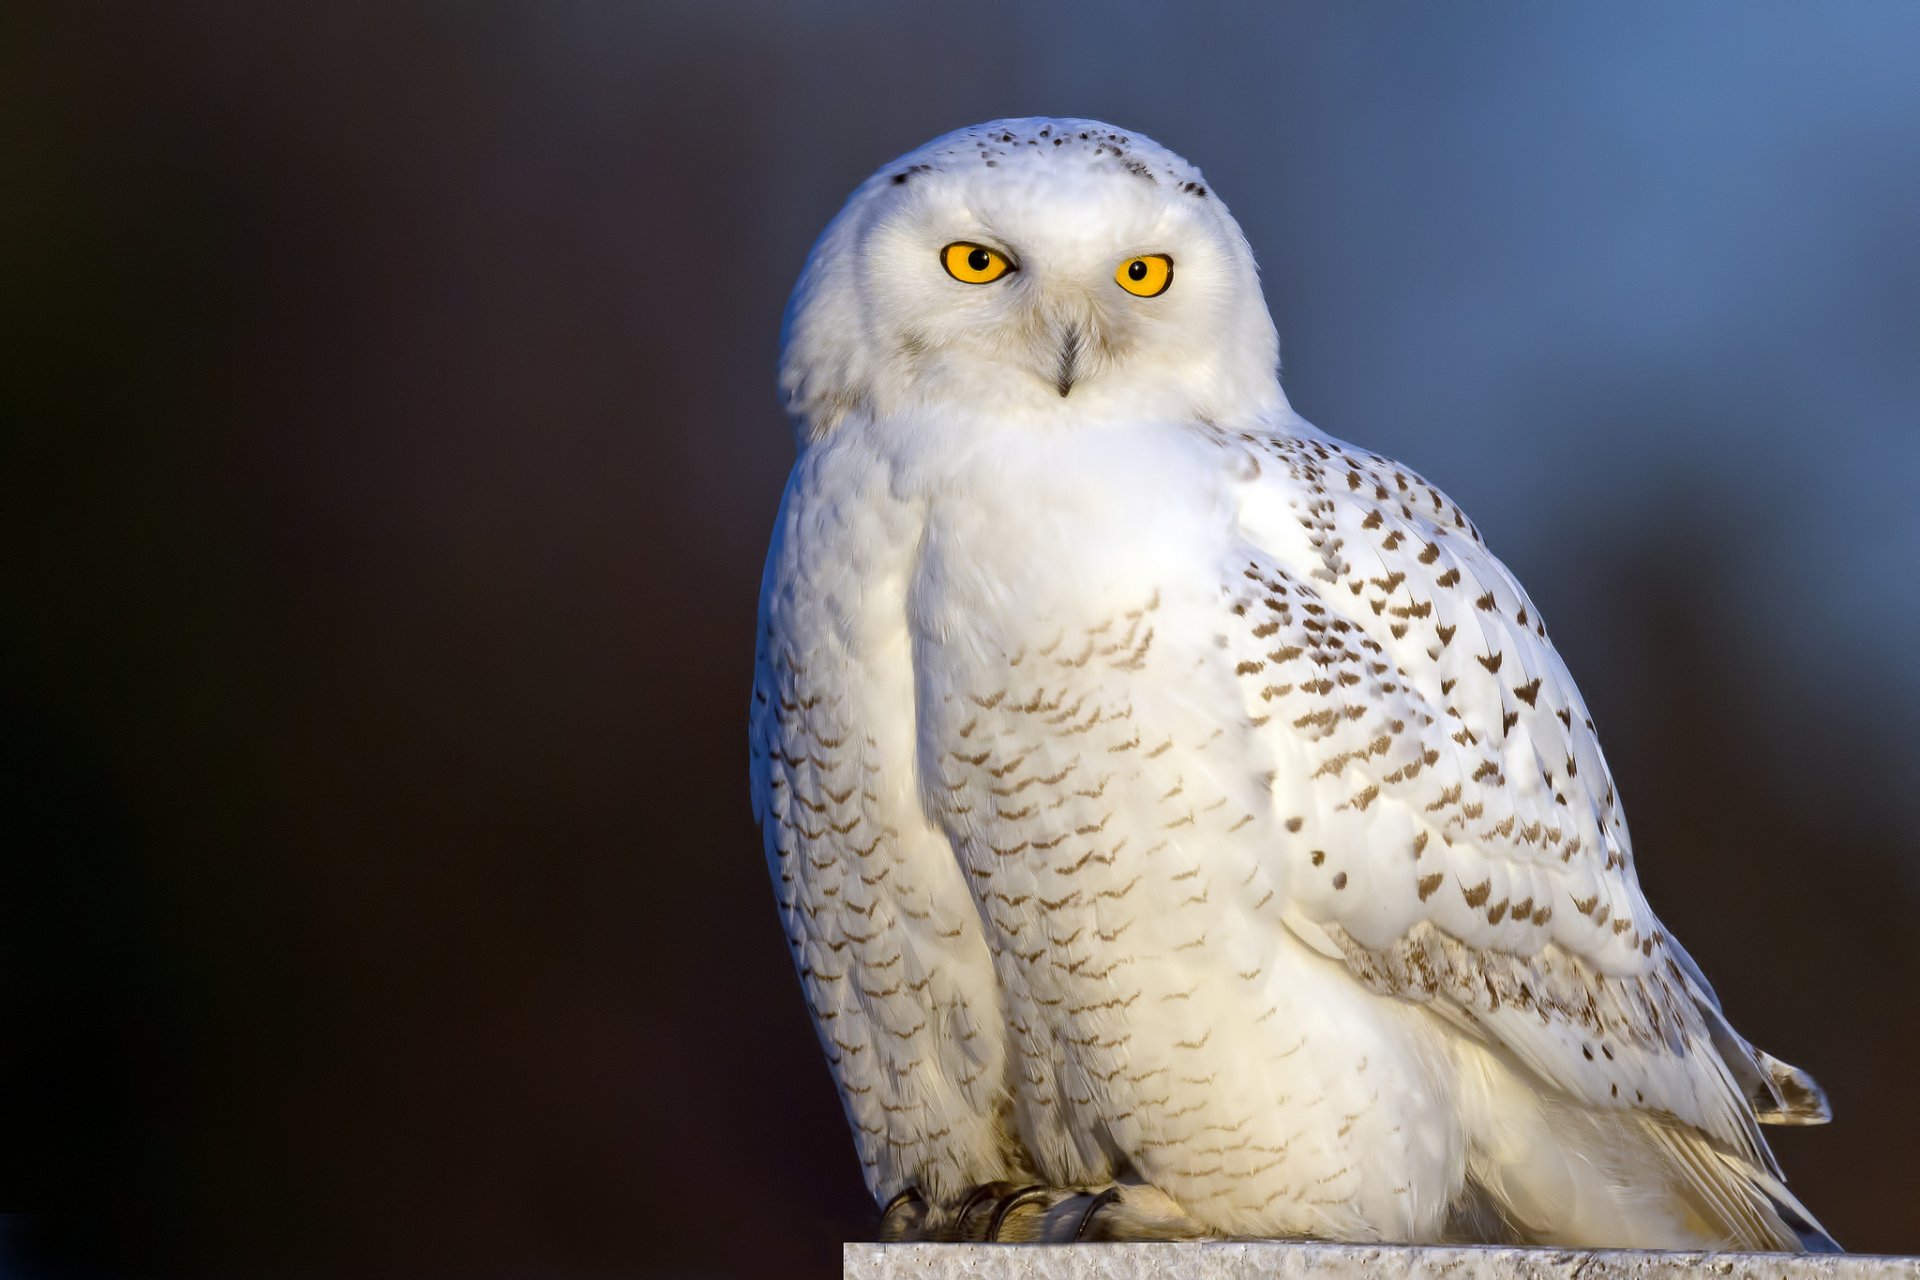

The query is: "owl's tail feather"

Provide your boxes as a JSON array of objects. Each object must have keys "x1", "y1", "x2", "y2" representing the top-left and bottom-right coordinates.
[
  {"x1": 1668, "y1": 938, "x2": 1832, "y2": 1127},
  {"x1": 1646, "y1": 1119, "x2": 1842, "y2": 1253},
  {"x1": 1750, "y1": 1049, "x2": 1834, "y2": 1127},
  {"x1": 1461, "y1": 1063, "x2": 1838, "y2": 1252},
  {"x1": 1758, "y1": 1172, "x2": 1844, "y2": 1253},
  {"x1": 1694, "y1": 1004, "x2": 1832, "y2": 1127}
]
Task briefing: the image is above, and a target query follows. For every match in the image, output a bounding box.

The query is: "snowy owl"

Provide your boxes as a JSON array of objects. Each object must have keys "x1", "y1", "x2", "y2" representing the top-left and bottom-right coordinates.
[{"x1": 748, "y1": 118, "x2": 1835, "y2": 1250}]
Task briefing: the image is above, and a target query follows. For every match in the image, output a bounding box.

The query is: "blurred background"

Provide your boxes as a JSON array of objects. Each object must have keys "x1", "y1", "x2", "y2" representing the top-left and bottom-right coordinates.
[{"x1": 4, "y1": 2, "x2": 1917, "y2": 1275}]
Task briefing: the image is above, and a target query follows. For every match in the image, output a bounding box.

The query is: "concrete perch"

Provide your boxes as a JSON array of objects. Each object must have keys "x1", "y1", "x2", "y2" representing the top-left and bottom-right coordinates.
[{"x1": 846, "y1": 1242, "x2": 1920, "y2": 1280}]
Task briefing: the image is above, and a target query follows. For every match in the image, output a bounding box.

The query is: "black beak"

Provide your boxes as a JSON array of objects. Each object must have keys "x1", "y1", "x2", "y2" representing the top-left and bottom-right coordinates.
[{"x1": 1054, "y1": 326, "x2": 1080, "y2": 398}]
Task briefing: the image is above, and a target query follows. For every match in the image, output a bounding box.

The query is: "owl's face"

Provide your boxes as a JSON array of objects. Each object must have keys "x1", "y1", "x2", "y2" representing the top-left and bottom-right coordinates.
[{"x1": 781, "y1": 119, "x2": 1285, "y2": 437}]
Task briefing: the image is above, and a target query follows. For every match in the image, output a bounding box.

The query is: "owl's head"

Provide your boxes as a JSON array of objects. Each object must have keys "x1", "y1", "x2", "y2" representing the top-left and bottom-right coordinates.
[{"x1": 780, "y1": 118, "x2": 1285, "y2": 439}]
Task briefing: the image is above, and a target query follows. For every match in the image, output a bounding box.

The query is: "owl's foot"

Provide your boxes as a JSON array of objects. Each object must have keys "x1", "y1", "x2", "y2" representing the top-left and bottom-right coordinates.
[
  {"x1": 886, "y1": 1180, "x2": 1212, "y2": 1242},
  {"x1": 875, "y1": 1182, "x2": 1067, "y2": 1241},
  {"x1": 1047, "y1": 1183, "x2": 1211, "y2": 1242},
  {"x1": 948, "y1": 1182, "x2": 1062, "y2": 1240},
  {"x1": 877, "y1": 1186, "x2": 927, "y2": 1241}
]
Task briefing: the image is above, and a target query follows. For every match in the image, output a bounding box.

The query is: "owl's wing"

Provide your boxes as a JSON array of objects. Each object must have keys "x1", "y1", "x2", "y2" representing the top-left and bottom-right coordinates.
[
  {"x1": 1222, "y1": 427, "x2": 1826, "y2": 1230},
  {"x1": 749, "y1": 480, "x2": 1019, "y2": 1204}
]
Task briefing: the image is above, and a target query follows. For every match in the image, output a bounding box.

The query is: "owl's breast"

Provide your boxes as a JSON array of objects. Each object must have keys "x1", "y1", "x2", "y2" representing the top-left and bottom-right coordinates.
[{"x1": 900, "y1": 417, "x2": 1236, "y2": 655}]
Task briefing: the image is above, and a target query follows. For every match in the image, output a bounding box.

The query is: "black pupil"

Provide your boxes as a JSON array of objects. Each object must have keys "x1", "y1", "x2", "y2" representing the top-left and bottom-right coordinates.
[
  {"x1": 1128, "y1": 259, "x2": 1149, "y2": 281},
  {"x1": 967, "y1": 247, "x2": 991, "y2": 272}
]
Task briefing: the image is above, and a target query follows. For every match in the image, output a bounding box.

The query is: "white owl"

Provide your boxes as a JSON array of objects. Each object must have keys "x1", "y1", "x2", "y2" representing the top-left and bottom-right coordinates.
[{"x1": 749, "y1": 118, "x2": 1834, "y2": 1250}]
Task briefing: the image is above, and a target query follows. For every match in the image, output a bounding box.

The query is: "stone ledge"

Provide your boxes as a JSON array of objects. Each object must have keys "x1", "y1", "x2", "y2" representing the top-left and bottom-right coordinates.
[{"x1": 845, "y1": 1242, "x2": 1918, "y2": 1279}]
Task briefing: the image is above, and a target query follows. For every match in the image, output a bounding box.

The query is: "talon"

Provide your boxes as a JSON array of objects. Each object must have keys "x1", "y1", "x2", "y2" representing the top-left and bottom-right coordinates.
[
  {"x1": 1074, "y1": 1185, "x2": 1123, "y2": 1240},
  {"x1": 987, "y1": 1184, "x2": 1052, "y2": 1241},
  {"x1": 878, "y1": 1186, "x2": 924, "y2": 1240},
  {"x1": 955, "y1": 1181, "x2": 1015, "y2": 1237}
]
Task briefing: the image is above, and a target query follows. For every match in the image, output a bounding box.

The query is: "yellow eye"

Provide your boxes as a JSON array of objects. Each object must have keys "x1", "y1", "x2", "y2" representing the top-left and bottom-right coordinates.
[
  {"x1": 1115, "y1": 254, "x2": 1174, "y2": 297},
  {"x1": 941, "y1": 242, "x2": 1015, "y2": 284}
]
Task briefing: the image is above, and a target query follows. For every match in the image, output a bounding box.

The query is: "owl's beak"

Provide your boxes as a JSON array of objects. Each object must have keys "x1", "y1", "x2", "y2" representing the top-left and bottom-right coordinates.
[{"x1": 1054, "y1": 324, "x2": 1081, "y2": 398}]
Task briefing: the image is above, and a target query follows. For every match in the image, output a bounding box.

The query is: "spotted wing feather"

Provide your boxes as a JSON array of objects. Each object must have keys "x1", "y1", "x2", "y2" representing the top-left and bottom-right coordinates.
[{"x1": 1223, "y1": 428, "x2": 1820, "y2": 1173}]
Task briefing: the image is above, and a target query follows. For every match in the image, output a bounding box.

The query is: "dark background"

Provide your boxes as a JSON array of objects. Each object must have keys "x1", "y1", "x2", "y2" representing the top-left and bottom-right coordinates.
[{"x1": 5, "y1": 3, "x2": 1917, "y2": 1275}]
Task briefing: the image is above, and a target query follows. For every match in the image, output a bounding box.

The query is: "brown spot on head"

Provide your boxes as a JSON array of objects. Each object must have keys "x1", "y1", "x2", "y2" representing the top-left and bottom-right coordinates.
[
  {"x1": 1285, "y1": 817, "x2": 1304, "y2": 833},
  {"x1": 1310, "y1": 850, "x2": 1325, "y2": 866},
  {"x1": 1332, "y1": 872, "x2": 1348, "y2": 890}
]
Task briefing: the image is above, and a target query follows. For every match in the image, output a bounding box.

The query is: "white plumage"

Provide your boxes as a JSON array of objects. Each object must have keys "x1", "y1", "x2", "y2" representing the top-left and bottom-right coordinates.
[{"x1": 749, "y1": 118, "x2": 1832, "y2": 1249}]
